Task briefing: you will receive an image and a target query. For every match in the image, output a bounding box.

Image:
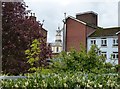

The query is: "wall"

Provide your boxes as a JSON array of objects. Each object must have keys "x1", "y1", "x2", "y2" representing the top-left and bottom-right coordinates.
[
  {"x1": 66, "y1": 18, "x2": 86, "y2": 51},
  {"x1": 76, "y1": 12, "x2": 98, "y2": 26}
]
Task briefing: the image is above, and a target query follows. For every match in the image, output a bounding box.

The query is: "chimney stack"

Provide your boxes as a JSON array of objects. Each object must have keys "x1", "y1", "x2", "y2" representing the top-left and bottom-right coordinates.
[
  {"x1": 76, "y1": 11, "x2": 98, "y2": 26},
  {"x1": 29, "y1": 13, "x2": 36, "y2": 21}
]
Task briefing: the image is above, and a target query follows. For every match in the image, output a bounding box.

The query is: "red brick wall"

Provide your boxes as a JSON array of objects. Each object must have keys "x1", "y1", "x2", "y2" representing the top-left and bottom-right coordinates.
[
  {"x1": 66, "y1": 18, "x2": 86, "y2": 51},
  {"x1": 76, "y1": 13, "x2": 97, "y2": 26},
  {"x1": 118, "y1": 34, "x2": 120, "y2": 65},
  {"x1": 86, "y1": 26, "x2": 96, "y2": 37}
]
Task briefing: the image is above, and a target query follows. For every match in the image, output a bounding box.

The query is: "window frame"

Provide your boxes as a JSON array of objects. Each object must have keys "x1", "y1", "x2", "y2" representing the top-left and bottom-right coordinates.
[
  {"x1": 101, "y1": 52, "x2": 107, "y2": 58},
  {"x1": 90, "y1": 39, "x2": 96, "y2": 45},
  {"x1": 101, "y1": 38, "x2": 107, "y2": 46},
  {"x1": 112, "y1": 52, "x2": 118, "y2": 60},
  {"x1": 113, "y1": 38, "x2": 118, "y2": 46}
]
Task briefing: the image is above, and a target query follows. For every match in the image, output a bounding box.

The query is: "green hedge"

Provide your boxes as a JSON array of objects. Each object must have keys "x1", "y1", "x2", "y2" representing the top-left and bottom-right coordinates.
[{"x1": 1, "y1": 72, "x2": 120, "y2": 89}]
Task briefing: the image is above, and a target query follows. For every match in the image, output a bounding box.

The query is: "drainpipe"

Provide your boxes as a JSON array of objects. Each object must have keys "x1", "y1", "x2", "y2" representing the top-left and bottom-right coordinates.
[{"x1": 63, "y1": 13, "x2": 66, "y2": 51}]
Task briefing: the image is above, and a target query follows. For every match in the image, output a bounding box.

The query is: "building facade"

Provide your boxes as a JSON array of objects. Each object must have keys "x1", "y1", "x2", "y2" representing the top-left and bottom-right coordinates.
[
  {"x1": 116, "y1": 31, "x2": 120, "y2": 65},
  {"x1": 87, "y1": 27, "x2": 119, "y2": 64},
  {"x1": 63, "y1": 11, "x2": 120, "y2": 64}
]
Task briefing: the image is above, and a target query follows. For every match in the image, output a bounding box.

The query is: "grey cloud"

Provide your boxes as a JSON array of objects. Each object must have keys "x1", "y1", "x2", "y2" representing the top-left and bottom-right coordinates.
[{"x1": 24, "y1": 0, "x2": 119, "y2": 42}]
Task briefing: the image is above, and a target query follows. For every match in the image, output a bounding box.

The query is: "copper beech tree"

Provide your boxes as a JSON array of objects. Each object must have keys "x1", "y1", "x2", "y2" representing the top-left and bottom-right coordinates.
[{"x1": 2, "y1": 1, "x2": 52, "y2": 75}]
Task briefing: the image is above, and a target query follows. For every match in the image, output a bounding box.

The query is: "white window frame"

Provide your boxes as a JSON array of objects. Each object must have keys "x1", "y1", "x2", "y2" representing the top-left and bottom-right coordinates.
[
  {"x1": 113, "y1": 38, "x2": 118, "y2": 46},
  {"x1": 112, "y1": 52, "x2": 118, "y2": 60},
  {"x1": 101, "y1": 38, "x2": 107, "y2": 46},
  {"x1": 101, "y1": 52, "x2": 107, "y2": 58},
  {"x1": 91, "y1": 39, "x2": 96, "y2": 45}
]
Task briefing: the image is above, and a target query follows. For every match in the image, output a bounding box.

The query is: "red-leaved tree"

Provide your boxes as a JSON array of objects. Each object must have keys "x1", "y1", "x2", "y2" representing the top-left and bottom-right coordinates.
[{"x1": 2, "y1": 1, "x2": 52, "y2": 75}]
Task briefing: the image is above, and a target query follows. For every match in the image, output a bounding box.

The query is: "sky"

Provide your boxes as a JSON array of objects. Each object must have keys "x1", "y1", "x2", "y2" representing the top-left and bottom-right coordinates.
[{"x1": 24, "y1": 0, "x2": 119, "y2": 43}]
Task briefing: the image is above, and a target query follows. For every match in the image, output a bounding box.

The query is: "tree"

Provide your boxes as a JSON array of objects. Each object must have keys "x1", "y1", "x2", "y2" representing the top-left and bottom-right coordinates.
[
  {"x1": 2, "y1": 1, "x2": 51, "y2": 75},
  {"x1": 50, "y1": 45, "x2": 117, "y2": 74}
]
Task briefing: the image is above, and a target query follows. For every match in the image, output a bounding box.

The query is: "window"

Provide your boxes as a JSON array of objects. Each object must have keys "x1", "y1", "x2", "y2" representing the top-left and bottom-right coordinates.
[
  {"x1": 91, "y1": 39, "x2": 96, "y2": 45},
  {"x1": 112, "y1": 52, "x2": 118, "y2": 59},
  {"x1": 101, "y1": 38, "x2": 107, "y2": 46},
  {"x1": 101, "y1": 52, "x2": 107, "y2": 58},
  {"x1": 56, "y1": 47, "x2": 59, "y2": 52},
  {"x1": 113, "y1": 38, "x2": 118, "y2": 46}
]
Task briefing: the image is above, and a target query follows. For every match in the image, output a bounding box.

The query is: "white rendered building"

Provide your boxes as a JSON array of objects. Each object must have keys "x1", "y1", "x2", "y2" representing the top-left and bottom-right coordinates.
[{"x1": 87, "y1": 27, "x2": 119, "y2": 64}]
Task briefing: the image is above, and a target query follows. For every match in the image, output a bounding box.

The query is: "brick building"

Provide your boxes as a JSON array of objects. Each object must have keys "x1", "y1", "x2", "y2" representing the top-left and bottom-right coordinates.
[{"x1": 64, "y1": 11, "x2": 97, "y2": 51}]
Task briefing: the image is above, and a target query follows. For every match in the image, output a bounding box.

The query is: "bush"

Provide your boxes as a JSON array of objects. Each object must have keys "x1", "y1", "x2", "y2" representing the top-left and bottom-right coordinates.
[
  {"x1": 50, "y1": 45, "x2": 118, "y2": 74},
  {"x1": 1, "y1": 72, "x2": 120, "y2": 88}
]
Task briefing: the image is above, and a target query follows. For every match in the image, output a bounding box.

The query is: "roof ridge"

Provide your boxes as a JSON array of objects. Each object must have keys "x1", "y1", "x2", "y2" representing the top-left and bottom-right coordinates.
[
  {"x1": 103, "y1": 27, "x2": 120, "y2": 29},
  {"x1": 66, "y1": 15, "x2": 86, "y2": 25}
]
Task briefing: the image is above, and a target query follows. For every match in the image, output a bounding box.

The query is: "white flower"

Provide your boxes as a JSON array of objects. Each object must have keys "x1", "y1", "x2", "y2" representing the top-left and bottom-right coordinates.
[
  {"x1": 87, "y1": 80, "x2": 90, "y2": 83},
  {"x1": 99, "y1": 84, "x2": 102, "y2": 88},
  {"x1": 15, "y1": 84, "x2": 19, "y2": 87},
  {"x1": 42, "y1": 80, "x2": 47, "y2": 87},
  {"x1": 34, "y1": 79, "x2": 37, "y2": 83},
  {"x1": 94, "y1": 84, "x2": 96, "y2": 88},
  {"x1": 64, "y1": 83, "x2": 67, "y2": 87},
  {"x1": 25, "y1": 81, "x2": 29, "y2": 86},
  {"x1": 87, "y1": 83, "x2": 90, "y2": 88}
]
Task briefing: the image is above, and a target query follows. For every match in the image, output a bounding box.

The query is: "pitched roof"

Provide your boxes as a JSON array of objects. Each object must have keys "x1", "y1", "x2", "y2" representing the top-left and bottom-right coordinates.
[
  {"x1": 89, "y1": 27, "x2": 120, "y2": 37},
  {"x1": 66, "y1": 16, "x2": 86, "y2": 25}
]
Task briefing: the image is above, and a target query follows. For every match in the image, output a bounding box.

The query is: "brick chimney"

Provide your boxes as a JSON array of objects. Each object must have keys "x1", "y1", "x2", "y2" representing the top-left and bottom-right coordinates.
[
  {"x1": 76, "y1": 11, "x2": 98, "y2": 26},
  {"x1": 29, "y1": 13, "x2": 36, "y2": 21}
]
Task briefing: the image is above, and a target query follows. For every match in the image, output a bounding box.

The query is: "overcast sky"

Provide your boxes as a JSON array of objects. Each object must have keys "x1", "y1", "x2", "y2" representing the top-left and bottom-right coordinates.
[{"x1": 24, "y1": 0, "x2": 119, "y2": 43}]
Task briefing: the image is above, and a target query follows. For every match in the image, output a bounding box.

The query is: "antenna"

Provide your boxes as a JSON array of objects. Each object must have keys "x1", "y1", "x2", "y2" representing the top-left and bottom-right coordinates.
[
  {"x1": 58, "y1": 26, "x2": 60, "y2": 30},
  {"x1": 30, "y1": 13, "x2": 32, "y2": 16},
  {"x1": 64, "y1": 12, "x2": 66, "y2": 19},
  {"x1": 41, "y1": 20, "x2": 45, "y2": 27},
  {"x1": 33, "y1": 13, "x2": 35, "y2": 16}
]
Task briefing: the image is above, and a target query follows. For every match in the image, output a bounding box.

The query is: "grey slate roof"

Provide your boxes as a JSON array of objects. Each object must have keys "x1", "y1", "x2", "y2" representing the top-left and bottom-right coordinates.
[{"x1": 89, "y1": 27, "x2": 120, "y2": 37}]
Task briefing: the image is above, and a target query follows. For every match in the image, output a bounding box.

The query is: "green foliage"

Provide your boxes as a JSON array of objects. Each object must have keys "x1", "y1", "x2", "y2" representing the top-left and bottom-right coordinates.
[
  {"x1": 25, "y1": 39, "x2": 41, "y2": 71},
  {"x1": 1, "y1": 72, "x2": 120, "y2": 88},
  {"x1": 50, "y1": 45, "x2": 117, "y2": 74},
  {"x1": 1, "y1": 45, "x2": 120, "y2": 88}
]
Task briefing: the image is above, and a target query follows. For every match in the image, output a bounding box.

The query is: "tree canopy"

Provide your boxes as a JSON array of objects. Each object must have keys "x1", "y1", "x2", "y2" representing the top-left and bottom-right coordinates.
[{"x1": 2, "y1": 1, "x2": 51, "y2": 75}]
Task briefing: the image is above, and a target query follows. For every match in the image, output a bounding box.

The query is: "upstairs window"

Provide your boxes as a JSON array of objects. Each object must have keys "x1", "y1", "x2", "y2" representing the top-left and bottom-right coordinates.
[
  {"x1": 101, "y1": 38, "x2": 107, "y2": 46},
  {"x1": 91, "y1": 39, "x2": 96, "y2": 45},
  {"x1": 113, "y1": 38, "x2": 118, "y2": 46}
]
